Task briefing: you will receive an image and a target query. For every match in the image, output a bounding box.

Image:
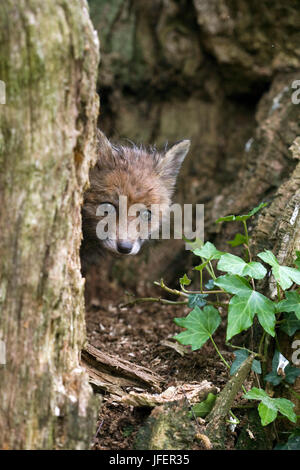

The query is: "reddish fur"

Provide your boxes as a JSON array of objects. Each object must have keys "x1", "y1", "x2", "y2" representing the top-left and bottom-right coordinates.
[{"x1": 80, "y1": 134, "x2": 190, "y2": 270}]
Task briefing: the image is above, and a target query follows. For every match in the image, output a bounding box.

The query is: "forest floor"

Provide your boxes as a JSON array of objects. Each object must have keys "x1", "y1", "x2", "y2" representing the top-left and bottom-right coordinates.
[{"x1": 85, "y1": 276, "x2": 252, "y2": 451}]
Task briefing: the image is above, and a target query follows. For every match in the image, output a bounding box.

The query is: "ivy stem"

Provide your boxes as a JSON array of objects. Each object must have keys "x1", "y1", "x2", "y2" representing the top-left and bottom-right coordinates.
[{"x1": 210, "y1": 335, "x2": 231, "y2": 369}]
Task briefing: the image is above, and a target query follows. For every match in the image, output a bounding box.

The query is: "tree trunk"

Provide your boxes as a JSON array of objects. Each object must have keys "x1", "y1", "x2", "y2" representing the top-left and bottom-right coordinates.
[{"x1": 0, "y1": 0, "x2": 100, "y2": 449}]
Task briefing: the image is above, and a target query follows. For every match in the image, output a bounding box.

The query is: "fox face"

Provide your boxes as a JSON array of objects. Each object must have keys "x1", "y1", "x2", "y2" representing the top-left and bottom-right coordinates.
[{"x1": 81, "y1": 131, "x2": 190, "y2": 267}]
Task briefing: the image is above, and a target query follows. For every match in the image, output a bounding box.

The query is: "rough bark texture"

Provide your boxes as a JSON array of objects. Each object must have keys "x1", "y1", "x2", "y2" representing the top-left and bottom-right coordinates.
[
  {"x1": 0, "y1": 0, "x2": 100, "y2": 449},
  {"x1": 87, "y1": 0, "x2": 300, "y2": 296}
]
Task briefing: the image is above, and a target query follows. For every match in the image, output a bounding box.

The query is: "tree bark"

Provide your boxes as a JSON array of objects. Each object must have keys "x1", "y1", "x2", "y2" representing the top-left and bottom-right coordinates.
[{"x1": 0, "y1": 0, "x2": 100, "y2": 449}]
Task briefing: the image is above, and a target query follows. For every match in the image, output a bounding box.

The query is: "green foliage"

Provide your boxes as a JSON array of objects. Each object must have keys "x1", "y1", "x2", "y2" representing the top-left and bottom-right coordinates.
[
  {"x1": 150, "y1": 203, "x2": 300, "y2": 433},
  {"x1": 180, "y1": 273, "x2": 191, "y2": 287},
  {"x1": 227, "y1": 233, "x2": 247, "y2": 247},
  {"x1": 264, "y1": 351, "x2": 300, "y2": 386},
  {"x1": 190, "y1": 393, "x2": 217, "y2": 418},
  {"x1": 217, "y1": 253, "x2": 267, "y2": 279},
  {"x1": 243, "y1": 388, "x2": 297, "y2": 426},
  {"x1": 188, "y1": 294, "x2": 208, "y2": 308},
  {"x1": 174, "y1": 306, "x2": 221, "y2": 351},
  {"x1": 193, "y1": 241, "x2": 224, "y2": 260},
  {"x1": 277, "y1": 291, "x2": 300, "y2": 320},
  {"x1": 230, "y1": 350, "x2": 261, "y2": 375},
  {"x1": 275, "y1": 429, "x2": 300, "y2": 450},
  {"x1": 216, "y1": 202, "x2": 268, "y2": 224},
  {"x1": 258, "y1": 250, "x2": 300, "y2": 289}
]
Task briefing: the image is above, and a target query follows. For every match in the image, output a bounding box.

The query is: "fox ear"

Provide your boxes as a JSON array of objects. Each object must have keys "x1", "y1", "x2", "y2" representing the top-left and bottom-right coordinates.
[{"x1": 156, "y1": 140, "x2": 190, "y2": 183}]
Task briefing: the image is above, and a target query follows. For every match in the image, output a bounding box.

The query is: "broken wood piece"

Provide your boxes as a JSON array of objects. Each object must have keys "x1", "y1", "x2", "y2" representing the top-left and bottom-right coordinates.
[
  {"x1": 121, "y1": 381, "x2": 218, "y2": 407},
  {"x1": 205, "y1": 354, "x2": 255, "y2": 449},
  {"x1": 81, "y1": 343, "x2": 163, "y2": 394}
]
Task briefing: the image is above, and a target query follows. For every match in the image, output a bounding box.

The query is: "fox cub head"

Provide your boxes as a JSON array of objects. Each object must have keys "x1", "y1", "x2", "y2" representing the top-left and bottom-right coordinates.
[{"x1": 81, "y1": 131, "x2": 190, "y2": 266}]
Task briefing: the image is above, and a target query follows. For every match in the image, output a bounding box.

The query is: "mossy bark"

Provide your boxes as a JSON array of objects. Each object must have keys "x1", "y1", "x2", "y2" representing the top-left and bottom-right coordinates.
[{"x1": 0, "y1": 0, "x2": 100, "y2": 449}]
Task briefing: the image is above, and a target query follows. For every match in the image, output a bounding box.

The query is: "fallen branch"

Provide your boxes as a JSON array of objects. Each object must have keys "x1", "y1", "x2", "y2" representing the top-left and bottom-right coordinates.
[
  {"x1": 81, "y1": 343, "x2": 163, "y2": 396},
  {"x1": 205, "y1": 354, "x2": 255, "y2": 449}
]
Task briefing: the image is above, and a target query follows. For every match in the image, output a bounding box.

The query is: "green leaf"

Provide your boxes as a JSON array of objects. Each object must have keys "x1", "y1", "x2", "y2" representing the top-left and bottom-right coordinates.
[
  {"x1": 184, "y1": 237, "x2": 203, "y2": 251},
  {"x1": 216, "y1": 203, "x2": 268, "y2": 224},
  {"x1": 205, "y1": 279, "x2": 215, "y2": 290},
  {"x1": 188, "y1": 294, "x2": 208, "y2": 309},
  {"x1": 227, "y1": 233, "x2": 247, "y2": 247},
  {"x1": 243, "y1": 387, "x2": 296, "y2": 426},
  {"x1": 275, "y1": 435, "x2": 300, "y2": 450},
  {"x1": 257, "y1": 250, "x2": 279, "y2": 267},
  {"x1": 174, "y1": 306, "x2": 221, "y2": 351},
  {"x1": 279, "y1": 312, "x2": 300, "y2": 336},
  {"x1": 284, "y1": 365, "x2": 300, "y2": 384},
  {"x1": 277, "y1": 291, "x2": 300, "y2": 320},
  {"x1": 252, "y1": 359, "x2": 262, "y2": 374},
  {"x1": 243, "y1": 387, "x2": 268, "y2": 401},
  {"x1": 217, "y1": 253, "x2": 267, "y2": 280},
  {"x1": 265, "y1": 350, "x2": 300, "y2": 386},
  {"x1": 194, "y1": 259, "x2": 211, "y2": 272},
  {"x1": 274, "y1": 398, "x2": 297, "y2": 423},
  {"x1": 247, "y1": 202, "x2": 269, "y2": 217},
  {"x1": 272, "y1": 265, "x2": 300, "y2": 290},
  {"x1": 190, "y1": 393, "x2": 217, "y2": 418},
  {"x1": 230, "y1": 350, "x2": 262, "y2": 376},
  {"x1": 264, "y1": 370, "x2": 282, "y2": 386},
  {"x1": 214, "y1": 275, "x2": 252, "y2": 295},
  {"x1": 216, "y1": 215, "x2": 236, "y2": 223},
  {"x1": 258, "y1": 250, "x2": 300, "y2": 289},
  {"x1": 258, "y1": 401, "x2": 278, "y2": 426},
  {"x1": 226, "y1": 291, "x2": 275, "y2": 340},
  {"x1": 193, "y1": 241, "x2": 224, "y2": 260},
  {"x1": 180, "y1": 273, "x2": 191, "y2": 286},
  {"x1": 230, "y1": 349, "x2": 249, "y2": 375}
]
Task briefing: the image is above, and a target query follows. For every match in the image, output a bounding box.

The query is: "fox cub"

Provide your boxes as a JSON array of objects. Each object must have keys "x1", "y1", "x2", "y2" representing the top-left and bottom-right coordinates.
[{"x1": 80, "y1": 130, "x2": 190, "y2": 270}]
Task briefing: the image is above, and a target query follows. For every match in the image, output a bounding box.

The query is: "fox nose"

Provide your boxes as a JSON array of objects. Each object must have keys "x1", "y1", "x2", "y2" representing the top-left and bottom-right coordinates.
[{"x1": 117, "y1": 240, "x2": 133, "y2": 254}]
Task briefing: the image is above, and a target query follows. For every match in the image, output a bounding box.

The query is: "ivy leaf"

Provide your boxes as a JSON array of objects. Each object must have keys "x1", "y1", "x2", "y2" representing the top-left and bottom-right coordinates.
[
  {"x1": 205, "y1": 279, "x2": 215, "y2": 290},
  {"x1": 252, "y1": 359, "x2": 262, "y2": 374},
  {"x1": 190, "y1": 393, "x2": 217, "y2": 418},
  {"x1": 243, "y1": 387, "x2": 268, "y2": 401},
  {"x1": 264, "y1": 370, "x2": 282, "y2": 386},
  {"x1": 246, "y1": 202, "x2": 269, "y2": 217},
  {"x1": 277, "y1": 291, "x2": 300, "y2": 320},
  {"x1": 230, "y1": 349, "x2": 249, "y2": 375},
  {"x1": 217, "y1": 253, "x2": 267, "y2": 280},
  {"x1": 226, "y1": 291, "x2": 276, "y2": 340},
  {"x1": 194, "y1": 259, "x2": 211, "y2": 272},
  {"x1": 214, "y1": 275, "x2": 252, "y2": 295},
  {"x1": 174, "y1": 306, "x2": 221, "y2": 351},
  {"x1": 274, "y1": 398, "x2": 297, "y2": 423},
  {"x1": 258, "y1": 250, "x2": 300, "y2": 290},
  {"x1": 265, "y1": 350, "x2": 300, "y2": 386},
  {"x1": 188, "y1": 294, "x2": 208, "y2": 309},
  {"x1": 279, "y1": 312, "x2": 300, "y2": 336},
  {"x1": 227, "y1": 233, "x2": 247, "y2": 247},
  {"x1": 193, "y1": 241, "x2": 225, "y2": 260},
  {"x1": 184, "y1": 237, "x2": 203, "y2": 252},
  {"x1": 216, "y1": 203, "x2": 268, "y2": 224},
  {"x1": 258, "y1": 401, "x2": 278, "y2": 426},
  {"x1": 230, "y1": 349, "x2": 261, "y2": 376},
  {"x1": 285, "y1": 365, "x2": 300, "y2": 384},
  {"x1": 216, "y1": 215, "x2": 236, "y2": 223},
  {"x1": 180, "y1": 273, "x2": 191, "y2": 287},
  {"x1": 243, "y1": 387, "x2": 297, "y2": 426},
  {"x1": 275, "y1": 435, "x2": 300, "y2": 450}
]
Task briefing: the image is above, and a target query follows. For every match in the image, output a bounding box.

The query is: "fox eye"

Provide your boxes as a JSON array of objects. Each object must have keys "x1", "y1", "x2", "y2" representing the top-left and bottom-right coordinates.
[
  {"x1": 98, "y1": 202, "x2": 116, "y2": 214},
  {"x1": 140, "y1": 209, "x2": 151, "y2": 221}
]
